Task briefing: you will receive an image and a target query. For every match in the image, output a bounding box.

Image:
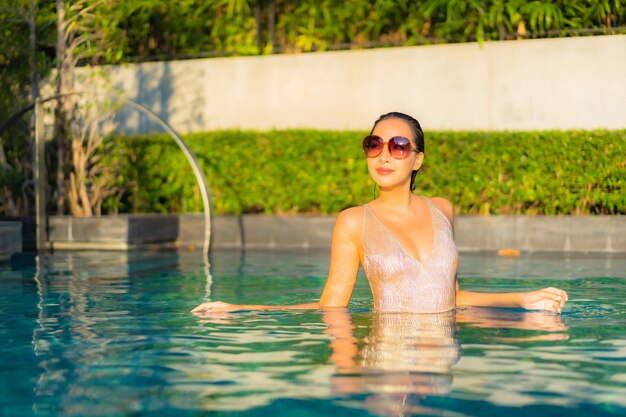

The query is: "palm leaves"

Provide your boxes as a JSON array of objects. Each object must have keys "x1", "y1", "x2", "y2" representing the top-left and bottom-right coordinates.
[{"x1": 106, "y1": 0, "x2": 626, "y2": 57}]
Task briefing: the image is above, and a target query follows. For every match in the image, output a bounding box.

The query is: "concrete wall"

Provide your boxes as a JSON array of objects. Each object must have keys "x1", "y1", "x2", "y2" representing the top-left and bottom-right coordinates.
[
  {"x1": 101, "y1": 35, "x2": 626, "y2": 132},
  {"x1": 0, "y1": 221, "x2": 21, "y2": 261}
]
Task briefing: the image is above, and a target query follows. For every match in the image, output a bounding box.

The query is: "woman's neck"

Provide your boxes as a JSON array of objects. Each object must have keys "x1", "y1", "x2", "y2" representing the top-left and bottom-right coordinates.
[{"x1": 376, "y1": 185, "x2": 415, "y2": 209}]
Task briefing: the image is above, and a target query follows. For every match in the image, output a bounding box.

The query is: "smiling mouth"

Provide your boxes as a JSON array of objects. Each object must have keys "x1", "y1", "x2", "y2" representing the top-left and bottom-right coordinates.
[{"x1": 376, "y1": 168, "x2": 394, "y2": 175}]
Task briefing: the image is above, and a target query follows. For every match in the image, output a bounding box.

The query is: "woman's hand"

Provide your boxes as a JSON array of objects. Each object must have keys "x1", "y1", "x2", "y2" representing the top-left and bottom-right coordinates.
[
  {"x1": 520, "y1": 287, "x2": 568, "y2": 313},
  {"x1": 191, "y1": 301, "x2": 320, "y2": 314},
  {"x1": 191, "y1": 301, "x2": 239, "y2": 313}
]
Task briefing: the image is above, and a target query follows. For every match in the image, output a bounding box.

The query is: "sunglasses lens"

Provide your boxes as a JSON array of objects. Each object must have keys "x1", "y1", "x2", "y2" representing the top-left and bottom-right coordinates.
[
  {"x1": 362, "y1": 136, "x2": 414, "y2": 159},
  {"x1": 389, "y1": 137, "x2": 411, "y2": 159},
  {"x1": 362, "y1": 135, "x2": 383, "y2": 157}
]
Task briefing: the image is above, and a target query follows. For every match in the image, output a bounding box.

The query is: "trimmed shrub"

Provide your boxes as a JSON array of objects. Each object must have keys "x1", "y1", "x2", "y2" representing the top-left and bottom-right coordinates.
[{"x1": 102, "y1": 129, "x2": 626, "y2": 215}]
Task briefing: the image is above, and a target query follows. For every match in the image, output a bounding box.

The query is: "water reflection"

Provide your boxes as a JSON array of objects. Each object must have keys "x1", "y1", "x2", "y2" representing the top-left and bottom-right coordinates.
[
  {"x1": 458, "y1": 308, "x2": 569, "y2": 342},
  {"x1": 8, "y1": 249, "x2": 626, "y2": 417},
  {"x1": 324, "y1": 308, "x2": 568, "y2": 417},
  {"x1": 190, "y1": 304, "x2": 571, "y2": 415},
  {"x1": 26, "y1": 250, "x2": 213, "y2": 415},
  {"x1": 325, "y1": 310, "x2": 460, "y2": 416}
]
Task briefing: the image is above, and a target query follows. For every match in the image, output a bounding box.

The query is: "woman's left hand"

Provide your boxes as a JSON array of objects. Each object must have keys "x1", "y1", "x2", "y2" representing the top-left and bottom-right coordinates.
[
  {"x1": 191, "y1": 301, "x2": 239, "y2": 313},
  {"x1": 520, "y1": 287, "x2": 568, "y2": 313}
]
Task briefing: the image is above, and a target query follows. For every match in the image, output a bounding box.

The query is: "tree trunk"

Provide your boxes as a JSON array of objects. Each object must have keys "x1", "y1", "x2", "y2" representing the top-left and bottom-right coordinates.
[
  {"x1": 255, "y1": 1, "x2": 262, "y2": 52},
  {"x1": 52, "y1": 0, "x2": 118, "y2": 217},
  {"x1": 27, "y1": 0, "x2": 39, "y2": 217},
  {"x1": 269, "y1": 0, "x2": 275, "y2": 53},
  {"x1": 0, "y1": 141, "x2": 19, "y2": 215},
  {"x1": 517, "y1": 20, "x2": 526, "y2": 40},
  {"x1": 29, "y1": 0, "x2": 39, "y2": 102},
  {"x1": 55, "y1": 0, "x2": 75, "y2": 215}
]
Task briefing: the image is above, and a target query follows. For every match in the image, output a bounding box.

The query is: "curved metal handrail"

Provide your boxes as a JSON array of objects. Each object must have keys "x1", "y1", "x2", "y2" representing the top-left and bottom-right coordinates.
[{"x1": 0, "y1": 92, "x2": 213, "y2": 255}]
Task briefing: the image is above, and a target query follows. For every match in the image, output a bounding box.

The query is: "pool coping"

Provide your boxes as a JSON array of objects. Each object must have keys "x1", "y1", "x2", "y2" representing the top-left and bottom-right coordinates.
[
  {"x1": 2, "y1": 214, "x2": 625, "y2": 255},
  {"x1": 195, "y1": 214, "x2": 625, "y2": 253}
]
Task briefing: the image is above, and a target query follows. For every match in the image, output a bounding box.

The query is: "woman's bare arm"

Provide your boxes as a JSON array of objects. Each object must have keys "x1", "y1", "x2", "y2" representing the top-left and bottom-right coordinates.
[
  {"x1": 191, "y1": 207, "x2": 362, "y2": 314},
  {"x1": 431, "y1": 196, "x2": 569, "y2": 313},
  {"x1": 456, "y1": 281, "x2": 568, "y2": 312}
]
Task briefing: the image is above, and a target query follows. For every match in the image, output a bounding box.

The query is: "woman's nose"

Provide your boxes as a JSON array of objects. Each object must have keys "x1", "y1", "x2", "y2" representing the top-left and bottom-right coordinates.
[{"x1": 378, "y1": 143, "x2": 391, "y2": 162}]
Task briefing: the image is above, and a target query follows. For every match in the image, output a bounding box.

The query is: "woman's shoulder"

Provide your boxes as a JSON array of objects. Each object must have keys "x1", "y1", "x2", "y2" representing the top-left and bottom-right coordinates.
[
  {"x1": 337, "y1": 206, "x2": 364, "y2": 223},
  {"x1": 426, "y1": 196, "x2": 454, "y2": 224},
  {"x1": 334, "y1": 206, "x2": 364, "y2": 234}
]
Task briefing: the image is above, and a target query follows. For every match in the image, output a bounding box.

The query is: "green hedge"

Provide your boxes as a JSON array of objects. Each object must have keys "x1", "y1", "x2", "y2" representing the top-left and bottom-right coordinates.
[{"x1": 101, "y1": 129, "x2": 626, "y2": 215}]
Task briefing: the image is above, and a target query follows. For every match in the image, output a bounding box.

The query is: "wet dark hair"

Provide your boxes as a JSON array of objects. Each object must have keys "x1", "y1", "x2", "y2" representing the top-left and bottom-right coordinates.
[{"x1": 370, "y1": 111, "x2": 424, "y2": 191}]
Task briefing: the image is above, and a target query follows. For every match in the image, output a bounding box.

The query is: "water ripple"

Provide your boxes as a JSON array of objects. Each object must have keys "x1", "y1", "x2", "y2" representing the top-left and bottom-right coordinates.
[{"x1": 1, "y1": 250, "x2": 625, "y2": 416}]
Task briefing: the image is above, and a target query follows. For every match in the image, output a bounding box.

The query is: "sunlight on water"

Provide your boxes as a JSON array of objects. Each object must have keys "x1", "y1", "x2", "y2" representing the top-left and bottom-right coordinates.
[{"x1": 0, "y1": 250, "x2": 625, "y2": 417}]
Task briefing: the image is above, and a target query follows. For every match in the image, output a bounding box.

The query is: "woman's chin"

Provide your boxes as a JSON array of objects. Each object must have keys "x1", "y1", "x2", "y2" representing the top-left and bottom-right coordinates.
[{"x1": 375, "y1": 180, "x2": 410, "y2": 191}]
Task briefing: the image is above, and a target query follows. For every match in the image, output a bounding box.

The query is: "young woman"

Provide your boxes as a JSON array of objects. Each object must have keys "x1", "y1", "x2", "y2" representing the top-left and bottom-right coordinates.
[{"x1": 192, "y1": 112, "x2": 568, "y2": 314}]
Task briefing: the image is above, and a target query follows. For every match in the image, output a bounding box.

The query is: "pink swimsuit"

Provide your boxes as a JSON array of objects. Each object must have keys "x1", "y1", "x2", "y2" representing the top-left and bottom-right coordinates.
[{"x1": 362, "y1": 197, "x2": 459, "y2": 313}]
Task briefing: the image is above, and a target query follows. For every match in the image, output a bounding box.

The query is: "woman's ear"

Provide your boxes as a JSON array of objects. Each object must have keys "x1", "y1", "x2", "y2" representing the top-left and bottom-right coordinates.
[{"x1": 413, "y1": 152, "x2": 424, "y2": 171}]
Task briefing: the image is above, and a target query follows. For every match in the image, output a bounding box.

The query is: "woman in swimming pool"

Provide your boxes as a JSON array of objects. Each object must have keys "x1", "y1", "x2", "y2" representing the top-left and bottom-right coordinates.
[{"x1": 192, "y1": 112, "x2": 568, "y2": 314}]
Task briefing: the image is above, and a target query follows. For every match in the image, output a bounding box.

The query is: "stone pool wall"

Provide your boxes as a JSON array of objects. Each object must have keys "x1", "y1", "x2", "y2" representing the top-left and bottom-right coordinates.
[
  {"x1": 182, "y1": 214, "x2": 626, "y2": 254},
  {"x1": 0, "y1": 221, "x2": 21, "y2": 261},
  {"x1": 2, "y1": 214, "x2": 624, "y2": 255}
]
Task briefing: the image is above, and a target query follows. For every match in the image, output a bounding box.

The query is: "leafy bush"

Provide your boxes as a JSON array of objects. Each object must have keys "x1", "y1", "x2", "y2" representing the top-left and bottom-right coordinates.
[{"x1": 101, "y1": 129, "x2": 626, "y2": 215}]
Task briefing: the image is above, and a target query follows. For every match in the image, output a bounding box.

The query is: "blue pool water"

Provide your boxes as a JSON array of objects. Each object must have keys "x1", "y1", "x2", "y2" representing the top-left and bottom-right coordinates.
[{"x1": 1, "y1": 250, "x2": 625, "y2": 417}]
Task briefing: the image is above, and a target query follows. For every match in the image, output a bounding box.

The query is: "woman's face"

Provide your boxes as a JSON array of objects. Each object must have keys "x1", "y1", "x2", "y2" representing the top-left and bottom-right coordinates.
[{"x1": 367, "y1": 118, "x2": 424, "y2": 191}]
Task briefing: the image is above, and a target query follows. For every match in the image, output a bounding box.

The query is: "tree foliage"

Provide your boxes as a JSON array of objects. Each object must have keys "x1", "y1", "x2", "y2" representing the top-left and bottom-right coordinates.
[
  {"x1": 0, "y1": 0, "x2": 55, "y2": 215},
  {"x1": 0, "y1": 0, "x2": 126, "y2": 216},
  {"x1": 106, "y1": 0, "x2": 626, "y2": 60}
]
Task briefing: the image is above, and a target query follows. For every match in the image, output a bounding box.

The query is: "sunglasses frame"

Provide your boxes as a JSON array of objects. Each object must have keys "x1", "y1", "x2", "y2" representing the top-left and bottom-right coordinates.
[{"x1": 362, "y1": 135, "x2": 420, "y2": 160}]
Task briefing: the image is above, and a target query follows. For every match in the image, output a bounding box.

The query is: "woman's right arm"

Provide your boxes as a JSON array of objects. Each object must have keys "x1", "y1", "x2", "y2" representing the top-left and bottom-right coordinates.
[{"x1": 191, "y1": 207, "x2": 362, "y2": 314}]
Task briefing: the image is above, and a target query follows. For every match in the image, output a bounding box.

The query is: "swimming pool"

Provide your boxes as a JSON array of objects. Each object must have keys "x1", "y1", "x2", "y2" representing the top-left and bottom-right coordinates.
[{"x1": 1, "y1": 250, "x2": 625, "y2": 416}]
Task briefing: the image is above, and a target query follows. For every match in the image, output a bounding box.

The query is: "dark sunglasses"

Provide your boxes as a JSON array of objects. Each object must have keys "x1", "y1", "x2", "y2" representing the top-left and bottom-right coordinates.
[{"x1": 362, "y1": 135, "x2": 419, "y2": 159}]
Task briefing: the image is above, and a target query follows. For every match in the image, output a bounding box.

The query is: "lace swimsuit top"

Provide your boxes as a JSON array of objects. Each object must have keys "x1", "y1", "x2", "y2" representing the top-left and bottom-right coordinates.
[{"x1": 362, "y1": 197, "x2": 459, "y2": 313}]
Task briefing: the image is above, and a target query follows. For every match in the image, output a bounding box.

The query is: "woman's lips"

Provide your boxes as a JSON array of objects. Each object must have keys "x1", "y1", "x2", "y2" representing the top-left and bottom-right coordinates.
[{"x1": 376, "y1": 168, "x2": 394, "y2": 175}]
